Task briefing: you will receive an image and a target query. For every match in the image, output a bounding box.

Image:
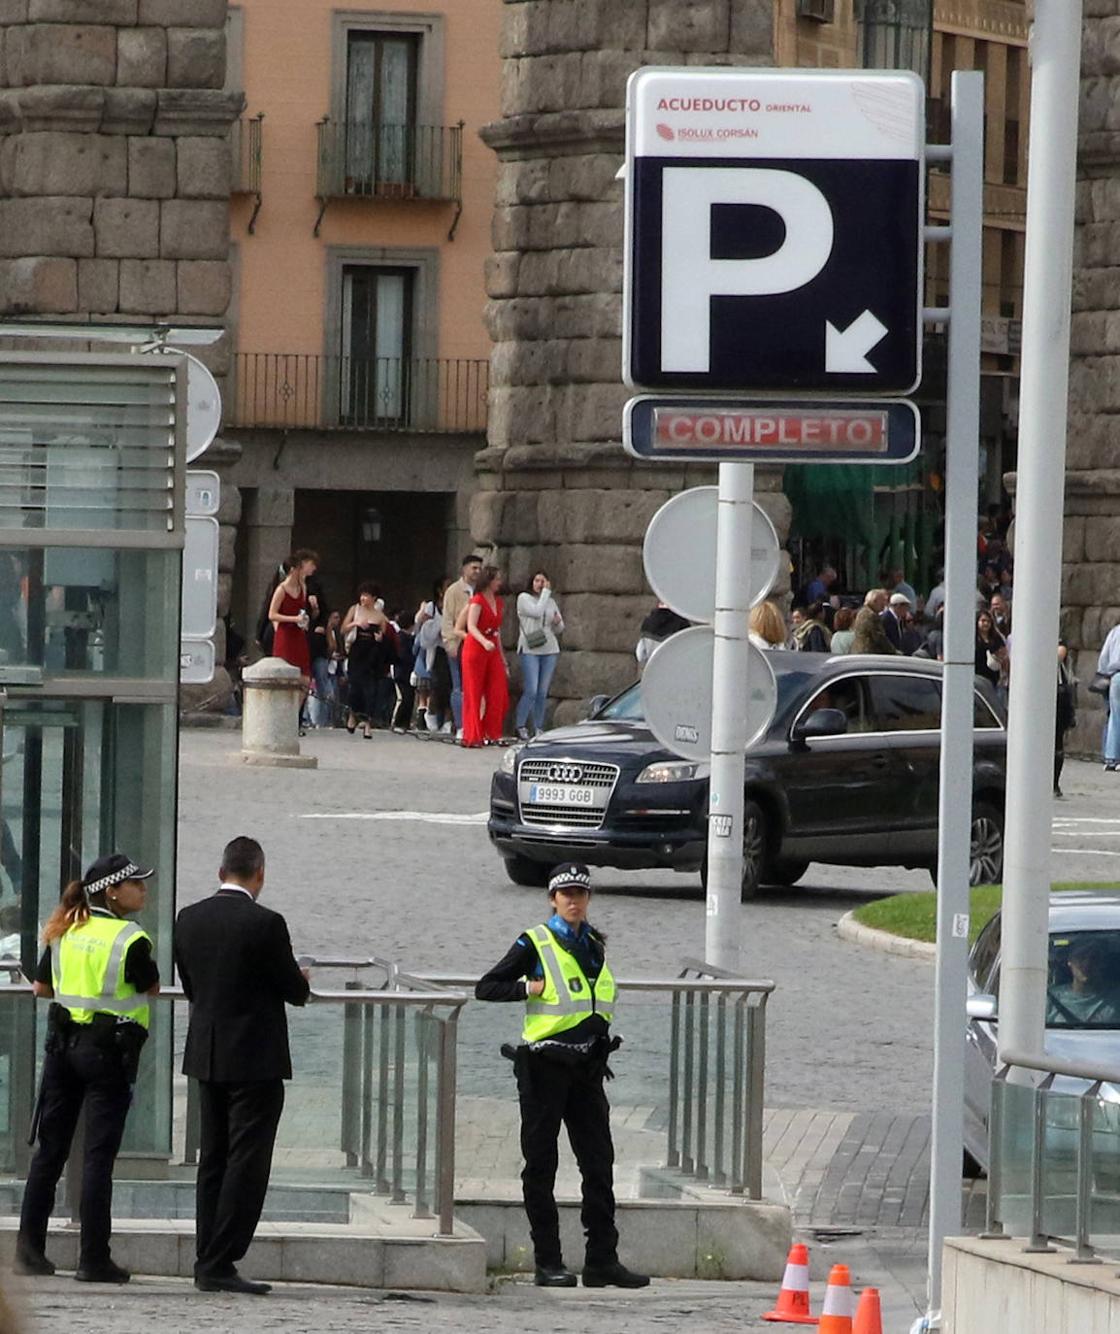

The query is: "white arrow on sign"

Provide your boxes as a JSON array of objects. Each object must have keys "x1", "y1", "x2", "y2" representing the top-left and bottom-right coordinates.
[{"x1": 825, "y1": 310, "x2": 888, "y2": 372}]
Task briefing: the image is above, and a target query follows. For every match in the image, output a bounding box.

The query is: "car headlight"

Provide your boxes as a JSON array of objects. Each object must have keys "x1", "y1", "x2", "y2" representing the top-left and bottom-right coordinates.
[
  {"x1": 636, "y1": 760, "x2": 710, "y2": 784},
  {"x1": 499, "y1": 744, "x2": 524, "y2": 775}
]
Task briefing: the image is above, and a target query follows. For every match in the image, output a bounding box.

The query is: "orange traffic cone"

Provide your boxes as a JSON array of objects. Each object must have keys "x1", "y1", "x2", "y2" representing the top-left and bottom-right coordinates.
[
  {"x1": 762, "y1": 1242, "x2": 818, "y2": 1324},
  {"x1": 818, "y1": 1263, "x2": 856, "y2": 1334},
  {"x1": 853, "y1": 1287, "x2": 883, "y2": 1334}
]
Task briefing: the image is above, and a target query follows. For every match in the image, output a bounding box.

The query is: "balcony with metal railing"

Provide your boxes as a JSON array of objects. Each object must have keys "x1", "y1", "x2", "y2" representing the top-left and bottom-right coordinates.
[
  {"x1": 230, "y1": 113, "x2": 264, "y2": 234},
  {"x1": 228, "y1": 352, "x2": 489, "y2": 435},
  {"x1": 314, "y1": 120, "x2": 464, "y2": 236}
]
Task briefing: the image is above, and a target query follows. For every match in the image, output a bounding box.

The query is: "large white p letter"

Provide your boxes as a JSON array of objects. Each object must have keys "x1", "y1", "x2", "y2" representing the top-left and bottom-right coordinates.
[{"x1": 660, "y1": 168, "x2": 834, "y2": 373}]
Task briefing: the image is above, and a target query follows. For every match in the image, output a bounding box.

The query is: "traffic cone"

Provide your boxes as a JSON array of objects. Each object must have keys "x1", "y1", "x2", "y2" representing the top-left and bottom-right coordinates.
[
  {"x1": 762, "y1": 1242, "x2": 819, "y2": 1324},
  {"x1": 853, "y1": 1287, "x2": 882, "y2": 1334},
  {"x1": 818, "y1": 1263, "x2": 856, "y2": 1334}
]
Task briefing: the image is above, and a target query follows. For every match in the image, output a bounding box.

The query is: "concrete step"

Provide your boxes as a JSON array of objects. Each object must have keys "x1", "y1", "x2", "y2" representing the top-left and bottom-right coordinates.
[{"x1": 0, "y1": 1201, "x2": 488, "y2": 1294}]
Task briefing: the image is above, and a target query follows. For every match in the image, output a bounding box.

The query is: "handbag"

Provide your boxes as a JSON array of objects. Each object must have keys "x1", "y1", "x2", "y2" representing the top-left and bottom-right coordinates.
[
  {"x1": 1089, "y1": 671, "x2": 1112, "y2": 696},
  {"x1": 524, "y1": 627, "x2": 548, "y2": 651}
]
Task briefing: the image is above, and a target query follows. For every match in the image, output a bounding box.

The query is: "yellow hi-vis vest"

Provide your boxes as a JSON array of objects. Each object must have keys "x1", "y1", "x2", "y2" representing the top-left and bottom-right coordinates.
[
  {"x1": 50, "y1": 916, "x2": 152, "y2": 1030},
  {"x1": 522, "y1": 923, "x2": 615, "y2": 1044}
]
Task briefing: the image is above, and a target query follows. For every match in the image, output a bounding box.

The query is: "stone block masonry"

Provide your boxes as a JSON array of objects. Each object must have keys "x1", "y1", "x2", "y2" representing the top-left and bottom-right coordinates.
[{"x1": 476, "y1": 0, "x2": 782, "y2": 723}]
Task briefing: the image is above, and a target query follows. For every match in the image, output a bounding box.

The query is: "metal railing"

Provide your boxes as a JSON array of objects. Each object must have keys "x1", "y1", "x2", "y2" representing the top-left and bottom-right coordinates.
[
  {"x1": 411, "y1": 960, "x2": 774, "y2": 1199},
  {"x1": 315, "y1": 119, "x2": 464, "y2": 237},
  {"x1": 0, "y1": 957, "x2": 469, "y2": 1236},
  {"x1": 229, "y1": 352, "x2": 489, "y2": 434},
  {"x1": 985, "y1": 1058, "x2": 1120, "y2": 1266},
  {"x1": 231, "y1": 113, "x2": 264, "y2": 234}
]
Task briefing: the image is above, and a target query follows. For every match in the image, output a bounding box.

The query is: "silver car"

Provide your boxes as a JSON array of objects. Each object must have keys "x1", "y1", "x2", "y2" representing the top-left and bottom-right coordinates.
[{"x1": 964, "y1": 890, "x2": 1120, "y2": 1174}]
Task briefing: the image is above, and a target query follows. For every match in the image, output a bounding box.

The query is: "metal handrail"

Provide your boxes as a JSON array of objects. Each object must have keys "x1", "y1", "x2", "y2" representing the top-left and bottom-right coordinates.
[
  {"x1": 229, "y1": 352, "x2": 489, "y2": 434},
  {"x1": 0, "y1": 974, "x2": 468, "y2": 1237},
  {"x1": 410, "y1": 963, "x2": 774, "y2": 1198}
]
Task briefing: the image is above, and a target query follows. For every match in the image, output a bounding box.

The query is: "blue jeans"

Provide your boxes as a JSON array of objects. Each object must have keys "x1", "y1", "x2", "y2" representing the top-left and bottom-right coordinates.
[
  {"x1": 1107, "y1": 673, "x2": 1120, "y2": 763},
  {"x1": 449, "y1": 653, "x2": 462, "y2": 729},
  {"x1": 515, "y1": 652, "x2": 559, "y2": 732},
  {"x1": 310, "y1": 657, "x2": 336, "y2": 728}
]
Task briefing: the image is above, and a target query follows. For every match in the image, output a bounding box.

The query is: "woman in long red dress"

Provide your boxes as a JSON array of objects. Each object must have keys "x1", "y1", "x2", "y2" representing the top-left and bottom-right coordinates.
[
  {"x1": 460, "y1": 566, "x2": 509, "y2": 748},
  {"x1": 269, "y1": 550, "x2": 318, "y2": 722}
]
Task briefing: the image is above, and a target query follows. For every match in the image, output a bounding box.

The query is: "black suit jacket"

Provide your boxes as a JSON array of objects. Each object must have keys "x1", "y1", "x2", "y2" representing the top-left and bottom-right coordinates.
[
  {"x1": 880, "y1": 609, "x2": 903, "y2": 649},
  {"x1": 174, "y1": 889, "x2": 310, "y2": 1082}
]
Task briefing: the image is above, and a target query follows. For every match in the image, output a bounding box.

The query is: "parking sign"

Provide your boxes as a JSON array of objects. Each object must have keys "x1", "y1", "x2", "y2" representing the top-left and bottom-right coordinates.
[{"x1": 624, "y1": 68, "x2": 925, "y2": 394}]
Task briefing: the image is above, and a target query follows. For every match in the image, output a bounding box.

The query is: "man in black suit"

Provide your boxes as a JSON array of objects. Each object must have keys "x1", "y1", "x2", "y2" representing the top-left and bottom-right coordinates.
[{"x1": 174, "y1": 836, "x2": 310, "y2": 1296}]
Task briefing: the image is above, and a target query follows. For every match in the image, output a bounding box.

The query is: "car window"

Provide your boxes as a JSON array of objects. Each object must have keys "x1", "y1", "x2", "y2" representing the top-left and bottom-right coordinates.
[
  {"x1": 969, "y1": 916, "x2": 1001, "y2": 991},
  {"x1": 800, "y1": 675, "x2": 871, "y2": 732},
  {"x1": 1047, "y1": 930, "x2": 1120, "y2": 1029},
  {"x1": 869, "y1": 674, "x2": 941, "y2": 732},
  {"x1": 596, "y1": 685, "x2": 643, "y2": 721},
  {"x1": 974, "y1": 690, "x2": 1001, "y2": 729}
]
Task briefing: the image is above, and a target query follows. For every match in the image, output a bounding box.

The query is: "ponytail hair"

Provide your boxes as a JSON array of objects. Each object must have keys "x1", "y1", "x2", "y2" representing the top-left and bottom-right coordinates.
[{"x1": 42, "y1": 879, "x2": 91, "y2": 943}]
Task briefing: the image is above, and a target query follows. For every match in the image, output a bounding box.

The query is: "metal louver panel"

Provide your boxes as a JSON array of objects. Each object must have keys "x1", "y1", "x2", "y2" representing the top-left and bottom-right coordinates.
[{"x1": 0, "y1": 356, "x2": 182, "y2": 538}]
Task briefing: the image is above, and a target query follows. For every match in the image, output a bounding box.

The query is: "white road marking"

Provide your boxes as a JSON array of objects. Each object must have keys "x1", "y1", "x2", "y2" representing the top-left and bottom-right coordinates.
[
  {"x1": 1051, "y1": 848, "x2": 1120, "y2": 857},
  {"x1": 1053, "y1": 817, "x2": 1120, "y2": 826},
  {"x1": 301, "y1": 811, "x2": 488, "y2": 825}
]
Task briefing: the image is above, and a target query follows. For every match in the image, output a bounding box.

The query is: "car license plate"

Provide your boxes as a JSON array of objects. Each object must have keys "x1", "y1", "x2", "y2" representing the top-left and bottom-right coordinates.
[{"x1": 527, "y1": 783, "x2": 601, "y2": 807}]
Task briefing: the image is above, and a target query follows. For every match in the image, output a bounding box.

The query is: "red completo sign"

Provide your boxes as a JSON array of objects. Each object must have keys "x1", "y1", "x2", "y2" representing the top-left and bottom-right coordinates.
[{"x1": 652, "y1": 407, "x2": 889, "y2": 452}]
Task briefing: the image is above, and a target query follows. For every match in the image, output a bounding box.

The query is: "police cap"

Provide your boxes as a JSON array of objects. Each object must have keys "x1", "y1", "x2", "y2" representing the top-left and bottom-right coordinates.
[
  {"x1": 548, "y1": 862, "x2": 592, "y2": 895},
  {"x1": 83, "y1": 853, "x2": 154, "y2": 897}
]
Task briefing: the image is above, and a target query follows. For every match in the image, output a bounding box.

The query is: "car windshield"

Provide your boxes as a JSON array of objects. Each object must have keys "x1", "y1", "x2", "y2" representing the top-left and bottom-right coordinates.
[
  {"x1": 1047, "y1": 930, "x2": 1120, "y2": 1029},
  {"x1": 593, "y1": 670, "x2": 811, "y2": 726}
]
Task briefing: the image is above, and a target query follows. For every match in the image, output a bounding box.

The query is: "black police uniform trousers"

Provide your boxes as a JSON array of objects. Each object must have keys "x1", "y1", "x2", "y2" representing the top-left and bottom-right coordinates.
[
  {"x1": 19, "y1": 1033, "x2": 132, "y2": 1265},
  {"x1": 517, "y1": 1051, "x2": 618, "y2": 1269}
]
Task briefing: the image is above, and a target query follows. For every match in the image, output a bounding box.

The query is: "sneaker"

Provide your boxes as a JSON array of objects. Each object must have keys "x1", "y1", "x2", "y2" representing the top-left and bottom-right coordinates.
[
  {"x1": 517, "y1": 727, "x2": 530, "y2": 741},
  {"x1": 439, "y1": 721, "x2": 453, "y2": 735},
  {"x1": 392, "y1": 726, "x2": 406, "y2": 735},
  {"x1": 425, "y1": 711, "x2": 440, "y2": 733},
  {"x1": 1106, "y1": 763, "x2": 1117, "y2": 772},
  {"x1": 582, "y1": 1261, "x2": 650, "y2": 1288},
  {"x1": 456, "y1": 728, "x2": 464, "y2": 742}
]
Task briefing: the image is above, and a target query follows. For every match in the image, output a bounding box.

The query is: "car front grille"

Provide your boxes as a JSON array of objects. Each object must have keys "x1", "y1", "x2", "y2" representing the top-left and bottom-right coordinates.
[{"x1": 517, "y1": 759, "x2": 619, "y2": 830}]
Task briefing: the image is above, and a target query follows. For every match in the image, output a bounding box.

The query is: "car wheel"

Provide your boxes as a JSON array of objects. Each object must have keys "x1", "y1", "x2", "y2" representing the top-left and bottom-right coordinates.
[
  {"x1": 765, "y1": 858, "x2": 809, "y2": 888},
  {"x1": 970, "y1": 803, "x2": 1004, "y2": 886},
  {"x1": 502, "y1": 855, "x2": 551, "y2": 888},
  {"x1": 701, "y1": 800, "x2": 768, "y2": 901}
]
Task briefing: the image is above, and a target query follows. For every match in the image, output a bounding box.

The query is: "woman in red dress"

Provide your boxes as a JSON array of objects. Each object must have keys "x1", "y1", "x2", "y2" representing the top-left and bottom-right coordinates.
[
  {"x1": 460, "y1": 565, "x2": 509, "y2": 748},
  {"x1": 268, "y1": 550, "x2": 318, "y2": 717}
]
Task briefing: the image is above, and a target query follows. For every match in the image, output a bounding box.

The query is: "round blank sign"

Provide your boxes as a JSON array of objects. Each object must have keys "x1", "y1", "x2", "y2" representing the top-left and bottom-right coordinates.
[
  {"x1": 639, "y1": 626, "x2": 778, "y2": 762},
  {"x1": 643, "y1": 487, "x2": 781, "y2": 624},
  {"x1": 183, "y1": 352, "x2": 223, "y2": 463}
]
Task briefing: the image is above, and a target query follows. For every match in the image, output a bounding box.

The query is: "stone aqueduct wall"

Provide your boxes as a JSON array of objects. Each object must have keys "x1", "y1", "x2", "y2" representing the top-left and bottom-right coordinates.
[{"x1": 473, "y1": 0, "x2": 787, "y2": 722}]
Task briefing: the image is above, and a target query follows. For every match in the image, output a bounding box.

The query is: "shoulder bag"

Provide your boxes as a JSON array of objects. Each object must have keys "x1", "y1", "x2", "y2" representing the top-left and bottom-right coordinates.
[{"x1": 1089, "y1": 671, "x2": 1113, "y2": 696}]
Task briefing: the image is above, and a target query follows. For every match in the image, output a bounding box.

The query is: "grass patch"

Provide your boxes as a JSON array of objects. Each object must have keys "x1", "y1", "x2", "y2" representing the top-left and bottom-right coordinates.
[{"x1": 852, "y1": 882, "x2": 1120, "y2": 945}]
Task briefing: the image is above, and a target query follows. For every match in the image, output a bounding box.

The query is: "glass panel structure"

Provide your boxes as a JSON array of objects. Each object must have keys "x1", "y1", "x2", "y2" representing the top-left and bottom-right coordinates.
[{"x1": 0, "y1": 352, "x2": 185, "y2": 1168}]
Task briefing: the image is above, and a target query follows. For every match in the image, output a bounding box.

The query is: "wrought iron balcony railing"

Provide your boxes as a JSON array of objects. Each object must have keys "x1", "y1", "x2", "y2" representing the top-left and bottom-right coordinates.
[
  {"x1": 314, "y1": 120, "x2": 464, "y2": 236},
  {"x1": 229, "y1": 353, "x2": 489, "y2": 435},
  {"x1": 230, "y1": 113, "x2": 264, "y2": 233}
]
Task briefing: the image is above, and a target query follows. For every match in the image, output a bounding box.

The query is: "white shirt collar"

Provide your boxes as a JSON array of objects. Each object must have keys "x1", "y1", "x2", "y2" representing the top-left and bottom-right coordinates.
[{"x1": 218, "y1": 882, "x2": 255, "y2": 899}]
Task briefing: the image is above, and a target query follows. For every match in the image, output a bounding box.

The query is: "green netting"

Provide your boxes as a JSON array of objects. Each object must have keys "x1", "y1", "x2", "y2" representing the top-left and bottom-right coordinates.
[{"x1": 785, "y1": 459, "x2": 926, "y2": 545}]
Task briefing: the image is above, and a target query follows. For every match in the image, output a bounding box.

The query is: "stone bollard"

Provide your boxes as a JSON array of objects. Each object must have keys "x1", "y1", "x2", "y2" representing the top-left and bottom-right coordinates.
[{"x1": 232, "y1": 657, "x2": 318, "y2": 769}]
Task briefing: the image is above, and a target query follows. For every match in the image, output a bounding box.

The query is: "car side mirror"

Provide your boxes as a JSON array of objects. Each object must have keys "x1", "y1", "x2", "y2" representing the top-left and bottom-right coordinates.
[
  {"x1": 791, "y1": 708, "x2": 848, "y2": 744},
  {"x1": 967, "y1": 993, "x2": 998, "y2": 1022},
  {"x1": 585, "y1": 694, "x2": 608, "y2": 719}
]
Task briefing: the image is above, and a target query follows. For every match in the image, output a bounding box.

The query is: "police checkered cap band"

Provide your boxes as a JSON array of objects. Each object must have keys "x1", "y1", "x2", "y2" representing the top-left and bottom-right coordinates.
[
  {"x1": 549, "y1": 863, "x2": 592, "y2": 894},
  {"x1": 82, "y1": 855, "x2": 153, "y2": 897}
]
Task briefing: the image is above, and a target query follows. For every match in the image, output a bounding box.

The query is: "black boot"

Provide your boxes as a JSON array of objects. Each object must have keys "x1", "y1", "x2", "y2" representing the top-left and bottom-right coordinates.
[
  {"x1": 534, "y1": 1262, "x2": 577, "y2": 1287},
  {"x1": 582, "y1": 1261, "x2": 650, "y2": 1288},
  {"x1": 74, "y1": 1257, "x2": 130, "y2": 1284},
  {"x1": 13, "y1": 1236, "x2": 55, "y2": 1277}
]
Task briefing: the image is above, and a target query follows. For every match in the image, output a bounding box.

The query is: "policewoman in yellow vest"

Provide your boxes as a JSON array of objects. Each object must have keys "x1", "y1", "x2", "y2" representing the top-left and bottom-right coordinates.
[
  {"x1": 476, "y1": 862, "x2": 648, "y2": 1290},
  {"x1": 16, "y1": 853, "x2": 159, "y2": 1284}
]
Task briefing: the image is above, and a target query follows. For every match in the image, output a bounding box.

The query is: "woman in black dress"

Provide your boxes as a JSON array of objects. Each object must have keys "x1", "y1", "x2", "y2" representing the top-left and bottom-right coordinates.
[{"x1": 342, "y1": 584, "x2": 391, "y2": 739}]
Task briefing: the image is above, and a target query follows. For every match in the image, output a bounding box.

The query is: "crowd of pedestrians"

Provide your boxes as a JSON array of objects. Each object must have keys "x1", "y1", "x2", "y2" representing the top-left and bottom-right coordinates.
[{"x1": 254, "y1": 550, "x2": 565, "y2": 748}]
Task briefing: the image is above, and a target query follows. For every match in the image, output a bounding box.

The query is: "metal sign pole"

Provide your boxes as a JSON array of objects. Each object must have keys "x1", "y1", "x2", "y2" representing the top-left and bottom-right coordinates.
[
  {"x1": 926, "y1": 69, "x2": 984, "y2": 1315},
  {"x1": 704, "y1": 460, "x2": 753, "y2": 971},
  {"x1": 998, "y1": 2, "x2": 1083, "y2": 1067}
]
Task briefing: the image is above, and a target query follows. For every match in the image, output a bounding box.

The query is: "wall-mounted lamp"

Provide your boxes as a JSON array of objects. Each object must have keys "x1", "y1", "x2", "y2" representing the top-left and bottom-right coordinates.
[{"x1": 361, "y1": 506, "x2": 382, "y2": 545}]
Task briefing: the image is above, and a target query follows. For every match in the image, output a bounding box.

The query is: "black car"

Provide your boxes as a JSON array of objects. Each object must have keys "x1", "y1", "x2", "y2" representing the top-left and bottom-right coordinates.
[{"x1": 488, "y1": 652, "x2": 1007, "y2": 897}]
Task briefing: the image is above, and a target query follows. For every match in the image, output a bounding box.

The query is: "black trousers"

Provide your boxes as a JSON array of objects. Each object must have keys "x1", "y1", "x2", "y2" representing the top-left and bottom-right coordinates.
[
  {"x1": 19, "y1": 1037, "x2": 132, "y2": 1265},
  {"x1": 392, "y1": 681, "x2": 416, "y2": 729},
  {"x1": 517, "y1": 1053, "x2": 618, "y2": 1269},
  {"x1": 194, "y1": 1078, "x2": 284, "y2": 1278}
]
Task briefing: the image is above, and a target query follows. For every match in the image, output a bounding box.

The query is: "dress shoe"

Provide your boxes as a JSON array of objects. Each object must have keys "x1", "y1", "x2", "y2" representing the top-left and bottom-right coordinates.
[
  {"x1": 74, "y1": 1259, "x2": 130, "y2": 1284},
  {"x1": 582, "y1": 1261, "x2": 650, "y2": 1288},
  {"x1": 12, "y1": 1242, "x2": 55, "y2": 1276},
  {"x1": 534, "y1": 1263, "x2": 578, "y2": 1287},
  {"x1": 194, "y1": 1272, "x2": 272, "y2": 1295}
]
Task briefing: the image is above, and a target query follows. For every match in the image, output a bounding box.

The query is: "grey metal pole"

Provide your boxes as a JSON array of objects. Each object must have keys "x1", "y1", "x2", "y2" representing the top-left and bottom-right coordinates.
[
  {"x1": 704, "y1": 461, "x2": 754, "y2": 971},
  {"x1": 926, "y1": 68, "x2": 984, "y2": 1312},
  {"x1": 998, "y1": 0, "x2": 1083, "y2": 1069}
]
